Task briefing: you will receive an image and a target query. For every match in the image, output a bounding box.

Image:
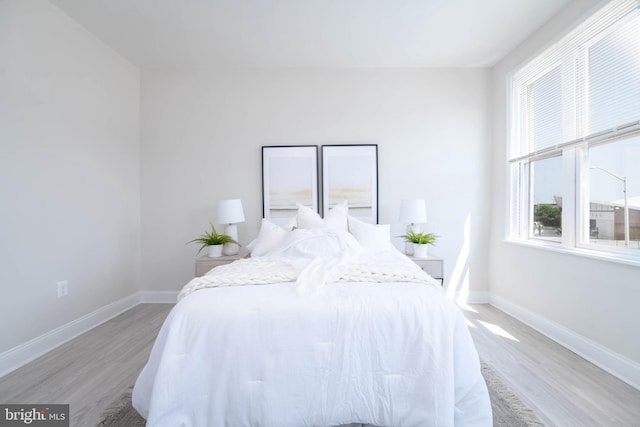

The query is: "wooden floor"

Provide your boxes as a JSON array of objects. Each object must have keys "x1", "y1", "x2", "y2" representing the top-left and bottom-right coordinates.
[
  {"x1": 0, "y1": 303, "x2": 638, "y2": 426},
  {"x1": 464, "y1": 304, "x2": 640, "y2": 427},
  {"x1": 0, "y1": 304, "x2": 173, "y2": 427}
]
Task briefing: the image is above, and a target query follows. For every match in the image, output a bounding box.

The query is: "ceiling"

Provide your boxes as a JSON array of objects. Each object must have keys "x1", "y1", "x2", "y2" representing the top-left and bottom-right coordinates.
[{"x1": 49, "y1": 0, "x2": 573, "y2": 70}]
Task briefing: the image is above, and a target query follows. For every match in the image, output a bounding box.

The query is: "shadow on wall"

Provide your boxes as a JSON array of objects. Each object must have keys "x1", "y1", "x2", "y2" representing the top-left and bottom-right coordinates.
[{"x1": 446, "y1": 213, "x2": 471, "y2": 303}]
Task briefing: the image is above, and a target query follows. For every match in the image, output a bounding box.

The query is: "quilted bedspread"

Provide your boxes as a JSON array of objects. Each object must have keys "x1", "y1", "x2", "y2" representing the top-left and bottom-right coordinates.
[{"x1": 133, "y1": 229, "x2": 491, "y2": 426}]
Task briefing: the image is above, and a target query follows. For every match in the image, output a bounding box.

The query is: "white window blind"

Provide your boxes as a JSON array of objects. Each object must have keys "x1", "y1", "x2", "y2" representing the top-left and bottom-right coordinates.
[
  {"x1": 511, "y1": 0, "x2": 640, "y2": 162},
  {"x1": 587, "y1": 13, "x2": 640, "y2": 135},
  {"x1": 527, "y1": 66, "x2": 563, "y2": 152}
]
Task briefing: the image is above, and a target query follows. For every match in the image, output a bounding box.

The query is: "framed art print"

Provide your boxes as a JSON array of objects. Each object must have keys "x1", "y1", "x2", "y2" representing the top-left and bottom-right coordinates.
[
  {"x1": 262, "y1": 145, "x2": 319, "y2": 225},
  {"x1": 321, "y1": 144, "x2": 378, "y2": 224}
]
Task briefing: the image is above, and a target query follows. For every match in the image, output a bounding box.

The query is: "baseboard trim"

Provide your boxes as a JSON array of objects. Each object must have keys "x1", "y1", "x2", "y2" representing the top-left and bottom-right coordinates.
[
  {"x1": 0, "y1": 293, "x2": 140, "y2": 379},
  {"x1": 489, "y1": 293, "x2": 640, "y2": 391},
  {"x1": 139, "y1": 291, "x2": 178, "y2": 303}
]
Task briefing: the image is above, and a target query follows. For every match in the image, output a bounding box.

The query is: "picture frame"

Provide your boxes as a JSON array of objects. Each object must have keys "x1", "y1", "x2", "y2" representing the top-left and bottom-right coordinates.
[
  {"x1": 262, "y1": 145, "x2": 319, "y2": 225},
  {"x1": 321, "y1": 144, "x2": 378, "y2": 224}
]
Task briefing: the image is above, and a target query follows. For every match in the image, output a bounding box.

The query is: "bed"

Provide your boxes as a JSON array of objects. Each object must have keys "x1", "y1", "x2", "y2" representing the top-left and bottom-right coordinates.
[{"x1": 132, "y1": 204, "x2": 492, "y2": 426}]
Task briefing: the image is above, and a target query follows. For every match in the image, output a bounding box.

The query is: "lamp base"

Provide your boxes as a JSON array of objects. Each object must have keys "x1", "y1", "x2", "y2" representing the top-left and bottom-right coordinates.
[{"x1": 223, "y1": 224, "x2": 239, "y2": 255}]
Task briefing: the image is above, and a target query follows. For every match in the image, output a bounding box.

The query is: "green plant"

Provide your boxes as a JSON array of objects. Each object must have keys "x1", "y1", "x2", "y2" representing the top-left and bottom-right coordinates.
[
  {"x1": 534, "y1": 203, "x2": 561, "y2": 227},
  {"x1": 188, "y1": 224, "x2": 238, "y2": 254},
  {"x1": 398, "y1": 230, "x2": 439, "y2": 245}
]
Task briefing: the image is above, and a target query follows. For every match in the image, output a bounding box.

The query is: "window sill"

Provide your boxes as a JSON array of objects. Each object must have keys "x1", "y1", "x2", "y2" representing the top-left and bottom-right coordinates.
[{"x1": 504, "y1": 238, "x2": 640, "y2": 268}]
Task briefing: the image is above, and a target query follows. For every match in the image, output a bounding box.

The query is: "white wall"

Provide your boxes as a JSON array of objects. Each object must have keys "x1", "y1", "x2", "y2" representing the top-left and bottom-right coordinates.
[
  {"x1": 0, "y1": 0, "x2": 140, "y2": 354},
  {"x1": 490, "y1": 0, "x2": 640, "y2": 370},
  {"x1": 141, "y1": 68, "x2": 492, "y2": 299}
]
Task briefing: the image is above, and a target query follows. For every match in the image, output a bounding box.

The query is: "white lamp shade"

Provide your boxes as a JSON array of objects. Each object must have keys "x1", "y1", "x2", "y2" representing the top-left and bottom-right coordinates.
[
  {"x1": 398, "y1": 199, "x2": 427, "y2": 224},
  {"x1": 217, "y1": 199, "x2": 245, "y2": 224}
]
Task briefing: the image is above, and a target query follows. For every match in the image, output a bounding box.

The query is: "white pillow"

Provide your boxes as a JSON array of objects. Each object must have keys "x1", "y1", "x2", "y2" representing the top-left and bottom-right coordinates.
[
  {"x1": 323, "y1": 200, "x2": 349, "y2": 231},
  {"x1": 283, "y1": 215, "x2": 298, "y2": 231},
  {"x1": 245, "y1": 238, "x2": 257, "y2": 252},
  {"x1": 251, "y1": 219, "x2": 289, "y2": 256},
  {"x1": 347, "y1": 215, "x2": 391, "y2": 250},
  {"x1": 295, "y1": 203, "x2": 325, "y2": 229}
]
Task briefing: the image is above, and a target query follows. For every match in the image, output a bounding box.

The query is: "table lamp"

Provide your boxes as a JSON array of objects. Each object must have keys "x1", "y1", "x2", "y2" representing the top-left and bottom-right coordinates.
[{"x1": 217, "y1": 199, "x2": 245, "y2": 255}]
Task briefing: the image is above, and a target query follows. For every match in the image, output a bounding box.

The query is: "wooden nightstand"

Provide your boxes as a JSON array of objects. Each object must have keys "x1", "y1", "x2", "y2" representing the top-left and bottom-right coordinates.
[
  {"x1": 409, "y1": 256, "x2": 444, "y2": 286},
  {"x1": 195, "y1": 248, "x2": 249, "y2": 277}
]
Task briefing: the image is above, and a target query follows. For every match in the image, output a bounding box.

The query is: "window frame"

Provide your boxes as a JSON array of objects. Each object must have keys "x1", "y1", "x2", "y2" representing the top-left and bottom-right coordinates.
[{"x1": 507, "y1": 0, "x2": 640, "y2": 264}]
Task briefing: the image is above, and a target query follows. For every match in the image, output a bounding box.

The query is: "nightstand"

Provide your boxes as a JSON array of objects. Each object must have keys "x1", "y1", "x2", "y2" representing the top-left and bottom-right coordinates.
[
  {"x1": 195, "y1": 248, "x2": 249, "y2": 277},
  {"x1": 409, "y1": 256, "x2": 444, "y2": 286}
]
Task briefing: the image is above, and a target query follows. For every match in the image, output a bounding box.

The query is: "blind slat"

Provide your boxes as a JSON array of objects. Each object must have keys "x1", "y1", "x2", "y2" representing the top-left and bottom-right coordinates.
[{"x1": 510, "y1": 0, "x2": 640, "y2": 161}]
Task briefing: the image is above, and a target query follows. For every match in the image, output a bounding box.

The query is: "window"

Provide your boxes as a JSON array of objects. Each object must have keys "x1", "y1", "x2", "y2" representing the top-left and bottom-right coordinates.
[
  {"x1": 509, "y1": 0, "x2": 640, "y2": 259},
  {"x1": 532, "y1": 156, "x2": 563, "y2": 243},
  {"x1": 585, "y1": 137, "x2": 640, "y2": 248}
]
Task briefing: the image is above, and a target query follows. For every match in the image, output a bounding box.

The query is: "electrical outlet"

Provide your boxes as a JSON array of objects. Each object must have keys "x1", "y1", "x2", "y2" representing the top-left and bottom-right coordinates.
[{"x1": 57, "y1": 280, "x2": 68, "y2": 298}]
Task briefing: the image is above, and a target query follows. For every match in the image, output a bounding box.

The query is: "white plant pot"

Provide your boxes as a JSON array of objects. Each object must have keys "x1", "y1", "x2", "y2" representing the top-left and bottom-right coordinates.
[
  {"x1": 404, "y1": 241, "x2": 414, "y2": 255},
  {"x1": 413, "y1": 243, "x2": 428, "y2": 259},
  {"x1": 207, "y1": 245, "x2": 223, "y2": 258}
]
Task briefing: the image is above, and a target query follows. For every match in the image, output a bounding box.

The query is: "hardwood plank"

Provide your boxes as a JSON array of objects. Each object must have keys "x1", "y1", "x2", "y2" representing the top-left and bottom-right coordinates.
[
  {"x1": 464, "y1": 304, "x2": 640, "y2": 427},
  {"x1": 0, "y1": 304, "x2": 173, "y2": 427}
]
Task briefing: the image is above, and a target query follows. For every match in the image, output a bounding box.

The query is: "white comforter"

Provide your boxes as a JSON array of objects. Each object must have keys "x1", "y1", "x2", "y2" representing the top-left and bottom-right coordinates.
[{"x1": 133, "y1": 230, "x2": 491, "y2": 427}]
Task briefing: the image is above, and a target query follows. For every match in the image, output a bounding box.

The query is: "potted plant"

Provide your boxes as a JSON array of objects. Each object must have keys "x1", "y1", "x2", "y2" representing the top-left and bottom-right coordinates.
[
  {"x1": 188, "y1": 224, "x2": 238, "y2": 258},
  {"x1": 399, "y1": 230, "x2": 439, "y2": 259}
]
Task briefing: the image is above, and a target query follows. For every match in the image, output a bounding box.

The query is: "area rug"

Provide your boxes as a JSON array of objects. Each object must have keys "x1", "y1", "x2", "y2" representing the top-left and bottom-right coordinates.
[
  {"x1": 480, "y1": 362, "x2": 545, "y2": 427},
  {"x1": 97, "y1": 362, "x2": 545, "y2": 426}
]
